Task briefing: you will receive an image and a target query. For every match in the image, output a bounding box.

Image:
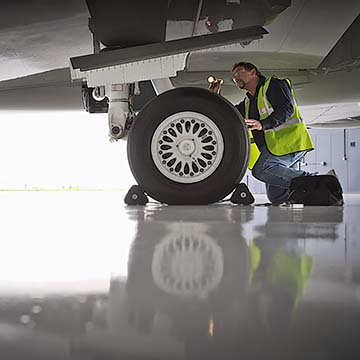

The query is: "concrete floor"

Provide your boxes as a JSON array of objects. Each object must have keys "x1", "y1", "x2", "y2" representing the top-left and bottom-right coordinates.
[{"x1": 0, "y1": 191, "x2": 359, "y2": 359}]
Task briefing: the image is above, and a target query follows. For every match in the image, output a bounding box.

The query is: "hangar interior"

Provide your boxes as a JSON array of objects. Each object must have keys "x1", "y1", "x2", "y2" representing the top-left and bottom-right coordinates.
[{"x1": 0, "y1": 0, "x2": 360, "y2": 359}]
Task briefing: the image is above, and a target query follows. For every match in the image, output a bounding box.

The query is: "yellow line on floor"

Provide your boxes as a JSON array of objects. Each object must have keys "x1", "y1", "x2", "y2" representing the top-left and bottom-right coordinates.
[{"x1": 0, "y1": 188, "x2": 126, "y2": 192}]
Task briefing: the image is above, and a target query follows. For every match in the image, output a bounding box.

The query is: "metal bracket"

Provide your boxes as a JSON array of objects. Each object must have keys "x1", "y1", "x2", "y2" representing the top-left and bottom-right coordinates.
[
  {"x1": 70, "y1": 53, "x2": 189, "y2": 87},
  {"x1": 151, "y1": 78, "x2": 174, "y2": 95}
]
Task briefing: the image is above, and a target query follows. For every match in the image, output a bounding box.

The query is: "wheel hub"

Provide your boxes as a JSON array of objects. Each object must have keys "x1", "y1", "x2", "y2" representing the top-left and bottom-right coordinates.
[
  {"x1": 151, "y1": 111, "x2": 224, "y2": 184},
  {"x1": 177, "y1": 139, "x2": 195, "y2": 156},
  {"x1": 151, "y1": 232, "x2": 224, "y2": 297}
]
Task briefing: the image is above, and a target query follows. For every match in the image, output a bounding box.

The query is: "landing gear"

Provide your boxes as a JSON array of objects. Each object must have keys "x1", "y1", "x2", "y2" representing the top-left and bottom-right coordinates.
[{"x1": 127, "y1": 87, "x2": 250, "y2": 204}]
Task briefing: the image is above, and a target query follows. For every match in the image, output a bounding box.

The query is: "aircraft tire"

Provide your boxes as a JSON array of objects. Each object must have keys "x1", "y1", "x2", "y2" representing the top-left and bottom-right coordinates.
[{"x1": 127, "y1": 87, "x2": 249, "y2": 204}]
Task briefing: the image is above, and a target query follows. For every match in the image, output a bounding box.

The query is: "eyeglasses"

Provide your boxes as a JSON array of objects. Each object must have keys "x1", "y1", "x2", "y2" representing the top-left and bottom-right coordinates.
[{"x1": 232, "y1": 68, "x2": 248, "y2": 82}]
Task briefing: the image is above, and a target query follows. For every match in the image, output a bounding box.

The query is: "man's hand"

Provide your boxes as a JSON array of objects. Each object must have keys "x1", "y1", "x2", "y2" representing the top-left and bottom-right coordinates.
[
  {"x1": 208, "y1": 80, "x2": 222, "y2": 94},
  {"x1": 245, "y1": 119, "x2": 262, "y2": 130}
]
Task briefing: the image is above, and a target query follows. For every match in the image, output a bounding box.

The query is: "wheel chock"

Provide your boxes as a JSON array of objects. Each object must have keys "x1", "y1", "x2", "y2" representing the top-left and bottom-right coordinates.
[
  {"x1": 230, "y1": 183, "x2": 255, "y2": 205},
  {"x1": 124, "y1": 185, "x2": 148, "y2": 205}
]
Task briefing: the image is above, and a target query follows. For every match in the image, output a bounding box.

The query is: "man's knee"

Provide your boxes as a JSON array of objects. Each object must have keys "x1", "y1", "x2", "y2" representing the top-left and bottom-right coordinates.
[{"x1": 251, "y1": 163, "x2": 266, "y2": 182}]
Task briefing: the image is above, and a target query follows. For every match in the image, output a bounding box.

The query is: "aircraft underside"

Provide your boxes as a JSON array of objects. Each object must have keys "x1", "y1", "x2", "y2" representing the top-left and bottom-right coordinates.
[{"x1": 66, "y1": 0, "x2": 360, "y2": 204}]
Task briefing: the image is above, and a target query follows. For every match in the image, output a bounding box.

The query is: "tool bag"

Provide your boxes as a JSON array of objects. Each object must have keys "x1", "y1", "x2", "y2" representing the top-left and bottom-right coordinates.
[{"x1": 288, "y1": 175, "x2": 343, "y2": 206}]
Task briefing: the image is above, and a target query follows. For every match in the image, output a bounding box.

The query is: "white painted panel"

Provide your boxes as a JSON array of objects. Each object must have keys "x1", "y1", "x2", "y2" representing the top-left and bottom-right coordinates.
[{"x1": 347, "y1": 128, "x2": 360, "y2": 192}]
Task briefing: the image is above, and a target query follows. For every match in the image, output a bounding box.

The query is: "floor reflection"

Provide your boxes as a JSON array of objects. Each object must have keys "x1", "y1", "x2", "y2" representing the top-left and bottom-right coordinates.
[{"x1": 1, "y1": 197, "x2": 359, "y2": 359}]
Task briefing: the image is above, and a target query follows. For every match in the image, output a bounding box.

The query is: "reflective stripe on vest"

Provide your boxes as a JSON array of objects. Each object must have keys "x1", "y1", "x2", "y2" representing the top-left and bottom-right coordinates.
[{"x1": 245, "y1": 76, "x2": 314, "y2": 169}]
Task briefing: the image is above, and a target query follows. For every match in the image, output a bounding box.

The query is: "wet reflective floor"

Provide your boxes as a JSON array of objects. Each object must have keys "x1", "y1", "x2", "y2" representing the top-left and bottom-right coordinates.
[{"x1": 0, "y1": 191, "x2": 359, "y2": 359}]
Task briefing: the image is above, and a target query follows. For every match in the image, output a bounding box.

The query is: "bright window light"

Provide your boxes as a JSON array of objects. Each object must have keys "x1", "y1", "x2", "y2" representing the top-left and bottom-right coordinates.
[
  {"x1": 0, "y1": 111, "x2": 136, "y2": 189},
  {"x1": 0, "y1": 111, "x2": 138, "y2": 291}
]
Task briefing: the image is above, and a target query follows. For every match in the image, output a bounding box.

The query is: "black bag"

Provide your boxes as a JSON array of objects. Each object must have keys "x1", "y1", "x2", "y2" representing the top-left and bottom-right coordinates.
[{"x1": 288, "y1": 175, "x2": 343, "y2": 206}]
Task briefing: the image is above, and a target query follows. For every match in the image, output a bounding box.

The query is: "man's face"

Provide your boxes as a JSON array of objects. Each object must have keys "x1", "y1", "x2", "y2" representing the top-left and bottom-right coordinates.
[{"x1": 232, "y1": 66, "x2": 256, "y2": 90}]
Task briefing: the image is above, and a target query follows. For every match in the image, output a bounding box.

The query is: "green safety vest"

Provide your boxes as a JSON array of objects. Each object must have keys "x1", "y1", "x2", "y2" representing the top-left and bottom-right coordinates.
[
  {"x1": 269, "y1": 251, "x2": 313, "y2": 306},
  {"x1": 248, "y1": 242, "x2": 313, "y2": 306},
  {"x1": 245, "y1": 76, "x2": 314, "y2": 169}
]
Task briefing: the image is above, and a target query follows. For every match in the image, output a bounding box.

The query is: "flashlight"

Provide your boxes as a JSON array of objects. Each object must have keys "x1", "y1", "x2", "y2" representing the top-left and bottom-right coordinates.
[
  {"x1": 207, "y1": 76, "x2": 224, "y2": 85},
  {"x1": 207, "y1": 76, "x2": 224, "y2": 94}
]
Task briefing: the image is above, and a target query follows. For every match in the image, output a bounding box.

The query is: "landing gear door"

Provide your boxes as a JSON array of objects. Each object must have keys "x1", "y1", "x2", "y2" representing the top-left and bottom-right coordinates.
[{"x1": 85, "y1": 0, "x2": 168, "y2": 47}]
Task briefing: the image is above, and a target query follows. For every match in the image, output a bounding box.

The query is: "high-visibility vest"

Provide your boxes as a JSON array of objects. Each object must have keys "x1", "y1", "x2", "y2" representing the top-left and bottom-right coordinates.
[
  {"x1": 269, "y1": 251, "x2": 313, "y2": 306},
  {"x1": 249, "y1": 242, "x2": 313, "y2": 306},
  {"x1": 245, "y1": 76, "x2": 314, "y2": 169}
]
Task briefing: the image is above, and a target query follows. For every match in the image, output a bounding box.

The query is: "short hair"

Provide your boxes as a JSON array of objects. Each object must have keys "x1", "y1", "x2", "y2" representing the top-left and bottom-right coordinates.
[{"x1": 232, "y1": 62, "x2": 262, "y2": 76}]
